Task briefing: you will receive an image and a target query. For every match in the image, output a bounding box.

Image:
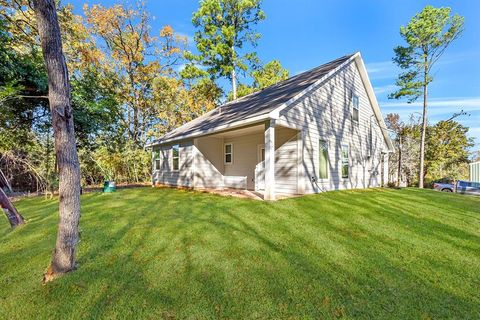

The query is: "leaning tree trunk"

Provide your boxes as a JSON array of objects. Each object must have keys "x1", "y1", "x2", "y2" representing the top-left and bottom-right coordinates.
[
  {"x1": 0, "y1": 188, "x2": 25, "y2": 228},
  {"x1": 32, "y1": 0, "x2": 82, "y2": 283}
]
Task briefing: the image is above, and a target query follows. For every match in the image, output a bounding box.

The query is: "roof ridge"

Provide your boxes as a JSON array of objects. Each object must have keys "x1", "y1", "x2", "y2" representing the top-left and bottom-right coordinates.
[{"x1": 218, "y1": 53, "x2": 357, "y2": 110}]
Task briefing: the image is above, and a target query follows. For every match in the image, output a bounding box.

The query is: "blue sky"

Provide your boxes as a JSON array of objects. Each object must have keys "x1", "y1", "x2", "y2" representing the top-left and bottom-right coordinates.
[{"x1": 68, "y1": 0, "x2": 480, "y2": 151}]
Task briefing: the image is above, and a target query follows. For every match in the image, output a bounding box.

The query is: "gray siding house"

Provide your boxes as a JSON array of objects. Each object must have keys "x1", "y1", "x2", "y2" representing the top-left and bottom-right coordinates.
[{"x1": 149, "y1": 52, "x2": 394, "y2": 200}]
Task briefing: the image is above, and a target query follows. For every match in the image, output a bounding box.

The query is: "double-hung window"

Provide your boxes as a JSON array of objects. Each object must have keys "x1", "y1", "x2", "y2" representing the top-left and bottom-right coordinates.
[
  {"x1": 224, "y1": 143, "x2": 233, "y2": 164},
  {"x1": 154, "y1": 150, "x2": 161, "y2": 170},
  {"x1": 319, "y1": 140, "x2": 329, "y2": 180},
  {"x1": 172, "y1": 145, "x2": 179, "y2": 171},
  {"x1": 341, "y1": 144, "x2": 349, "y2": 179},
  {"x1": 352, "y1": 94, "x2": 359, "y2": 123}
]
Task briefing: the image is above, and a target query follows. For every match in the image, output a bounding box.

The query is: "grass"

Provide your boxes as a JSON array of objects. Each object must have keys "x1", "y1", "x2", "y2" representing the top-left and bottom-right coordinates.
[{"x1": 1, "y1": 187, "x2": 479, "y2": 319}]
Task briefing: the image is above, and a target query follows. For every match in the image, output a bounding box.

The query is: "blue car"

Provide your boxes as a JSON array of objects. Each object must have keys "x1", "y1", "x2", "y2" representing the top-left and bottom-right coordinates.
[{"x1": 433, "y1": 180, "x2": 480, "y2": 195}]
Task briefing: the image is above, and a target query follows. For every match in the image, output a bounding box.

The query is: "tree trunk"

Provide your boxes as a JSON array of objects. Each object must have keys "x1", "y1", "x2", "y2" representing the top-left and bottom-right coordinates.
[
  {"x1": 32, "y1": 0, "x2": 82, "y2": 283},
  {"x1": 419, "y1": 61, "x2": 428, "y2": 189},
  {"x1": 231, "y1": 67, "x2": 237, "y2": 100},
  {"x1": 0, "y1": 188, "x2": 25, "y2": 228},
  {"x1": 397, "y1": 134, "x2": 402, "y2": 187}
]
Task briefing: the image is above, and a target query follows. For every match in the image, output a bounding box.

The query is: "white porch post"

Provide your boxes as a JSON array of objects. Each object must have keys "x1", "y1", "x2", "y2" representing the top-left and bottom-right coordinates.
[{"x1": 264, "y1": 120, "x2": 276, "y2": 200}]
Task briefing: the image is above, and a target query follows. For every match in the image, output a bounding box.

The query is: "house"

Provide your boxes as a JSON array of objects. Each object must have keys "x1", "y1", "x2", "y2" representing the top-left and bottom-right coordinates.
[{"x1": 148, "y1": 52, "x2": 394, "y2": 200}]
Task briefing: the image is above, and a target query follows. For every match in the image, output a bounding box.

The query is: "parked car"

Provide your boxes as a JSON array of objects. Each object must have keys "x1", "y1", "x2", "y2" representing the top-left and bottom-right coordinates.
[{"x1": 433, "y1": 180, "x2": 480, "y2": 195}]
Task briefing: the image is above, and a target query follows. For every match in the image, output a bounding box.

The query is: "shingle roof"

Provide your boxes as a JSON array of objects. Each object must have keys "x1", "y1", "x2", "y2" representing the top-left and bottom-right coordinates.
[{"x1": 156, "y1": 53, "x2": 355, "y2": 144}]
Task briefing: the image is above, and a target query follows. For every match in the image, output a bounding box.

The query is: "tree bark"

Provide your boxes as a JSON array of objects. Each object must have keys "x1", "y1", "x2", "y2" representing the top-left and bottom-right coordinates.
[
  {"x1": 419, "y1": 59, "x2": 428, "y2": 189},
  {"x1": 397, "y1": 134, "x2": 402, "y2": 187},
  {"x1": 0, "y1": 188, "x2": 25, "y2": 228},
  {"x1": 32, "y1": 0, "x2": 82, "y2": 282},
  {"x1": 231, "y1": 67, "x2": 237, "y2": 100},
  {"x1": 231, "y1": 44, "x2": 237, "y2": 100}
]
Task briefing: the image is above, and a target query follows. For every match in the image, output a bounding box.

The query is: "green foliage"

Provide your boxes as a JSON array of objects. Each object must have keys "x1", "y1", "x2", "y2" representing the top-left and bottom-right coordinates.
[
  {"x1": 188, "y1": 0, "x2": 265, "y2": 92},
  {"x1": 0, "y1": 17, "x2": 48, "y2": 151},
  {"x1": 70, "y1": 68, "x2": 121, "y2": 149},
  {"x1": 252, "y1": 59, "x2": 289, "y2": 89},
  {"x1": 2, "y1": 188, "x2": 480, "y2": 318},
  {"x1": 389, "y1": 114, "x2": 473, "y2": 185},
  {"x1": 425, "y1": 120, "x2": 473, "y2": 182},
  {"x1": 227, "y1": 59, "x2": 289, "y2": 100},
  {"x1": 227, "y1": 83, "x2": 256, "y2": 100},
  {"x1": 91, "y1": 142, "x2": 151, "y2": 183},
  {"x1": 389, "y1": 5, "x2": 464, "y2": 102}
]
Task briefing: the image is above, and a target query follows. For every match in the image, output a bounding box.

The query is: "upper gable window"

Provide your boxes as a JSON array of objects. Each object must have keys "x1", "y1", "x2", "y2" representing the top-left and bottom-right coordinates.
[{"x1": 352, "y1": 94, "x2": 359, "y2": 123}]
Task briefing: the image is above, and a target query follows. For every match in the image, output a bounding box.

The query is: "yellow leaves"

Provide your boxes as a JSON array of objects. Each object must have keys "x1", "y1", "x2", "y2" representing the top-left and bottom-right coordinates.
[{"x1": 160, "y1": 25, "x2": 174, "y2": 38}]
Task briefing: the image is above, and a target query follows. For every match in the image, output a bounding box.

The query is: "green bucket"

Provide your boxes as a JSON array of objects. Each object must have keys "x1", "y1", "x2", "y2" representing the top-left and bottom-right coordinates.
[{"x1": 103, "y1": 180, "x2": 116, "y2": 193}]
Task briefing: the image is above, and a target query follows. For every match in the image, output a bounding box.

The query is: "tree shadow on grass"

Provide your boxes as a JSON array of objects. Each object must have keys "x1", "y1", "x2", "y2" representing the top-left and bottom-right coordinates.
[{"x1": 1, "y1": 187, "x2": 479, "y2": 319}]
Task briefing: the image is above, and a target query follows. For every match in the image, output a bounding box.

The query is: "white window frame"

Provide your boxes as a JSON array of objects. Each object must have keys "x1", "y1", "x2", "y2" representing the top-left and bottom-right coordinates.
[
  {"x1": 171, "y1": 145, "x2": 179, "y2": 171},
  {"x1": 318, "y1": 139, "x2": 329, "y2": 181},
  {"x1": 351, "y1": 94, "x2": 360, "y2": 123},
  {"x1": 341, "y1": 144, "x2": 350, "y2": 179},
  {"x1": 224, "y1": 143, "x2": 233, "y2": 165},
  {"x1": 154, "y1": 150, "x2": 161, "y2": 171}
]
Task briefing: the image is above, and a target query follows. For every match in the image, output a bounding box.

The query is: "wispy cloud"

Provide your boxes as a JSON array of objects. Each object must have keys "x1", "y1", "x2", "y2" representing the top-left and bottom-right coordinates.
[
  {"x1": 378, "y1": 97, "x2": 480, "y2": 142},
  {"x1": 374, "y1": 84, "x2": 396, "y2": 95},
  {"x1": 380, "y1": 97, "x2": 480, "y2": 109},
  {"x1": 366, "y1": 61, "x2": 397, "y2": 80},
  {"x1": 366, "y1": 52, "x2": 476, "y2": 80}
]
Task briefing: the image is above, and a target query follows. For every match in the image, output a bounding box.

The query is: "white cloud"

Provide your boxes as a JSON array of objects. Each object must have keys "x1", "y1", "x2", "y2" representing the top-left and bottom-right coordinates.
[
  {"x1": 380, "y1": 97, "x2": 480, "y2": 109},
  {"x1": 366, "y1": 52, "x2": 475, "y2": 81},
  {"x1": 378, "y1": 97, "x2": 480, "y2": 142},
  {"x1": 366, "y1": 61, "x2": 397, "y2": 80},
  {"x1": 374, "y1": 84, "x2": 396, "y2": 95}
]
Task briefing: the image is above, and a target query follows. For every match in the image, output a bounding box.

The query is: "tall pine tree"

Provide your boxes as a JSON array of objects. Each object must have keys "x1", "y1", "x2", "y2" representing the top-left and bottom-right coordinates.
[
  {"x1": 389, "y1": 5, "x2": 464, "y2": 188},
  {"x1": 188, "y1": 0, "x2": 265, "y2": 100}
]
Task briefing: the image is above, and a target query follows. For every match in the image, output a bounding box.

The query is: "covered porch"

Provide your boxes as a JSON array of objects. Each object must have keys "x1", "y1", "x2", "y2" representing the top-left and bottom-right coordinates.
[{"x1": 192, "y1": 120, "x2": 301, "y2": 200}]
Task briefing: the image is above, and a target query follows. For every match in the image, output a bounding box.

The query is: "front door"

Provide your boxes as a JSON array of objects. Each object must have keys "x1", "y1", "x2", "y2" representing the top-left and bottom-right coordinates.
[{"x1": 255, "y1": 144, "x2": 265, "y2": 190}]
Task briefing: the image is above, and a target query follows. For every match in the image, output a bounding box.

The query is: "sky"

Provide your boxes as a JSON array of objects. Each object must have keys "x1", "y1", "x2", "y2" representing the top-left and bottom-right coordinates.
[{"x1": 68, "y1": 0, "x2": 480, "y2": 151}]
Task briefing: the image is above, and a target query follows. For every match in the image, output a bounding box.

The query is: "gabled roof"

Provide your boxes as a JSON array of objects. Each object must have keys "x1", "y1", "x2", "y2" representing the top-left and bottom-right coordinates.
[{"x1": 151, "y1": 52, "x2": 394, "y2": 151}]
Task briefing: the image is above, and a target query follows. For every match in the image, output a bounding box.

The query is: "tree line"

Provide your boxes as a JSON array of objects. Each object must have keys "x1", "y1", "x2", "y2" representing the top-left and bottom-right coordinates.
[{"x1": 385, "y1": 113, "x2": 473, "y2": 187}]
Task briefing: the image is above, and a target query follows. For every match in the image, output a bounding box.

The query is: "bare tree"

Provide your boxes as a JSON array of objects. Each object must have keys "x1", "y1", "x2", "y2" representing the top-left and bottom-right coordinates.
[{"x1": 32, "y1": 0, "x2": 82, "y2": 283}]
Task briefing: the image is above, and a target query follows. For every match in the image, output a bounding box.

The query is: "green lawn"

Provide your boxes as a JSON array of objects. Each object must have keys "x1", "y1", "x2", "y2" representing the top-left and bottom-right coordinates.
[{"x1": 1, "y1": 188, "x2": 479, "y2": 319}]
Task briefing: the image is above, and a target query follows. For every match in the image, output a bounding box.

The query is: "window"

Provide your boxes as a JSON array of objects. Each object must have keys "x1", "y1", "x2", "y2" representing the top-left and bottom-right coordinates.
[
  {"x1": 154, "y1": 150, "x2": 161, "y2": 170},
  {"x1": 319, "y1": 140, "x2": 329, "y2": 179},
  {"x1": 172, "y1": 145, "x2": 179, "y2": 171},
  {"x1": 224, "y1": 143, "x2": 233, "y2": 164},
  {"x1": 352, "y1": 94, "x2": 359, "y2": 122},
  {"x1": 341, "y1": 144, "x2": 349, "y2": 178}
]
